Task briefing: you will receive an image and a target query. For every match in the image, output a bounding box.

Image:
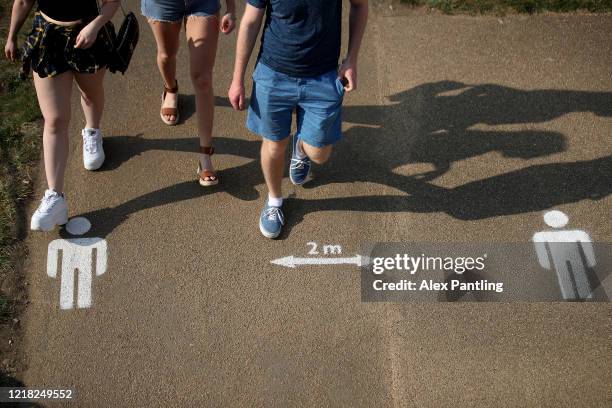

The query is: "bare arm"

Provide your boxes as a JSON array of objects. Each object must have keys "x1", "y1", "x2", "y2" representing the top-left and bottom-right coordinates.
[
  {"x1": 228, "y1": 4, "x2": 265, "y2": 110},
  {"x1": 339, "y1": 0, "x2": 368, "y2": 92},
  {"x1": 220, "y1": 0, "x2": 237, "y2": 34},
  {"x1": 4, "y1": 0, "x2": 35, "y2": 61},
  {"x1": 74, "y1": 0, "x2": 120, "y2": 49}
]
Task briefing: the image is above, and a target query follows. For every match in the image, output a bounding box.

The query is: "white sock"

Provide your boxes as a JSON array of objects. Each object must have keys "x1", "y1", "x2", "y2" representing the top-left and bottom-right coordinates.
[
  {"x1": 268, "y1": 195, "x2": 283, "y2": 208},
  {"x1": 294, "y1": 137, "x2": 307, "y2": 159}
]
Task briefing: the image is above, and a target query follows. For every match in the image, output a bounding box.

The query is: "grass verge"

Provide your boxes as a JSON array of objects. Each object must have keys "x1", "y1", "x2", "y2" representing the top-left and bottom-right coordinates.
[
  {"x1": 0, "y1": 0, "x2": 41, "y2": 384},
  {"x1": 400, "y1": 0, "x2": 612, "y2": 14}
]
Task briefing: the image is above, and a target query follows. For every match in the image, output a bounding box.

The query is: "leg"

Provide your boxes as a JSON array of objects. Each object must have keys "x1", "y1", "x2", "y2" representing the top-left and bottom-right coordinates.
[
  {"x1": 33, "y1": 71, "x2": 74, "y2": 192},
  {"x1": 293, "y1": 70, "x2": 344, "y2": 178},
  {"x1": 74, "y1": 68, "x2": 106, "y2": 129},
  {"x1": 261, "y1": 138, "x2": 291, "y2": 199},
  {"x1": 185, "y1": 14, "x2": 219, "y2": 180},
  {"x1": 300, "y1": 142, "x2": 333, "y2": 164},
  {"x1": 148, "y1": 19, "x2": 182, "y2": 123}
]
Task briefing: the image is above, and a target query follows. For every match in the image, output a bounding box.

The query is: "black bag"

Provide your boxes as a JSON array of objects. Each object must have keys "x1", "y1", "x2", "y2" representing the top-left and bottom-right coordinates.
[{"x1": 98, "y1": 1, "x2": 139, "y2": 74}]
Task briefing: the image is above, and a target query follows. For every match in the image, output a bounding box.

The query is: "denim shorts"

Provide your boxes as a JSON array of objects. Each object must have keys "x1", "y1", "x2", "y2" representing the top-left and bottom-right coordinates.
[
  {"x1": 247, "y1": 62, "x2": 345, "y2": 147},
  {"x1": 141, "y1": 0, "x2": 221, "y2": 22}
]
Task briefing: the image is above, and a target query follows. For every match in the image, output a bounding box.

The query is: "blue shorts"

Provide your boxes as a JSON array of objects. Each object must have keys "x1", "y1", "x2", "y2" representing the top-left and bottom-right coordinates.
[
  {"x1": 247, "y1": 62, "x2": 345, "y2": 148},
  {"x1": 141, "y1": 0, "x2": 220, "y2": 22}
]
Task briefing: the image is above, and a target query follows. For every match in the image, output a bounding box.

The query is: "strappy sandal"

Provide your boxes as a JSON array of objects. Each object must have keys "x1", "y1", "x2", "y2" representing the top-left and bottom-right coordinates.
[
  {"x1": 197, "y1": 146, "x2": 219, "y2": 187},
  {"x1": 160, "y1": 80, "x2": 179, "y2": 126}
]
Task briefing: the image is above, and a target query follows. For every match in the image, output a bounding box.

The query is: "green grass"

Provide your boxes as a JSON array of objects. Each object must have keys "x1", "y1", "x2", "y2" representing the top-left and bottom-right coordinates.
[
  {"x1": 400, "y1": 0, "x2": 612, "y2": 14},
  {"x1": 0, "y1": 0, "x2": 41, "y2": 322}
]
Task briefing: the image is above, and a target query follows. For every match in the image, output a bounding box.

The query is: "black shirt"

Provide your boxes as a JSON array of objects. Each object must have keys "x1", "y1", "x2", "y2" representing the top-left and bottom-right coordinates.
[{"x1": 38, "y1": 0, "x2": 99, "y2": 22}]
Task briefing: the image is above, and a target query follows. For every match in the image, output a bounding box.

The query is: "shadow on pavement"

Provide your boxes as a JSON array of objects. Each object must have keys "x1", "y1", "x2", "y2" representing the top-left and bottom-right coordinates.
[
  {"x1": 283, "y1": 155, "x2": 612, "y2": 232},
  {"x1": 63, "y1": 136, "x2": 265, "y2": 238},
  {"x1": 174, "y1": 95, "x2": 249, "y2": 125},
  {"x1": 72, "y1": 81, "x2": 612, "y2": 236}
]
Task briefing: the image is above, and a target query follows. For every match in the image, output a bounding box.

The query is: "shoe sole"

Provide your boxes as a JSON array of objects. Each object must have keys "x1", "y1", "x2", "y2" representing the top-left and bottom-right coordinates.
[
  {"x1": 196, "y1": 166, "x2": 219, "y2": 187},
  {"x1": 84, "y1": 153, "x2": 105, "y2": 171},
  {"x1": 259, "y1": 219, "x2": 281, "y2": 239},
  {"x1": 198, "y1": 178, "x2": 219, "y2": 187},
  {"x1": 31, "y1": 209, "x2": 68, "y2": 232}
]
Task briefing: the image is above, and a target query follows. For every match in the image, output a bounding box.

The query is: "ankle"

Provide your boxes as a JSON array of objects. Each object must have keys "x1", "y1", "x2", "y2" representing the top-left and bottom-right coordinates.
[
  {"x1": 199, "y1": 153, "x2": 213, "y2": 167},
  {"x1": 267, "y1": 195, "x2": 283, "y2": 208},
  {"x1": 48, "y1": 188, "x2": 64, "y2": 197},
  {"x1": 295, "y1": 139, "x2": 307, "y2": 159}
]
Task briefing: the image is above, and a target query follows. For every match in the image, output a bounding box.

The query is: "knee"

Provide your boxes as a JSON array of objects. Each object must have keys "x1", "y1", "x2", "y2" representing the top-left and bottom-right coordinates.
[
  {"x1": 262, "y1": 140, "x2": 287, "y2": 160},
  {"x1": 190, "y1": 70, "x2": 213, "y2": 91},
  {"x1": 306, "y1": 145, "x2": 332, "y2": 164},
  {"x1": 157, "y1": 50, "x2": 176, "y2": 63},
  {"x1": 43, "y1": 115, "x2": 70, "y2": 133}
]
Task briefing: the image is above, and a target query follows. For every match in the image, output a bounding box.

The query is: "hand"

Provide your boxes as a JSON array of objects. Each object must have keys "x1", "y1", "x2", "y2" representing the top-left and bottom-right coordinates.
[
  {"x1": 74, "y1": 22, "x2": 100, "y2": 49},
  {"x1": 4, "y1": 38, "x2": 19, "y2": 62},
  {"x1": 228, "y1": 79, "x2": 246, "y2": 110},
  {"x1": 338, "y1": 58, "x2": 357, "y2": 92},
  {"x1": 220, "y1": 13, "x2": 236, "y2": 34}
]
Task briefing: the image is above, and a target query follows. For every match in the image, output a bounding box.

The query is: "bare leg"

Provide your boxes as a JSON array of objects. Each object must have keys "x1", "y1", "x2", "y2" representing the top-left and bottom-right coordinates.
[
  {"x1": 33, "y1": 71, "x2": 74, "y2": 193},
  {"x1": 261, "y1": 138, "x2": 290, "y2": 198},
  {"x1": 74, "y1": 68, "x2": 106, "y2": 129},
  {"x1": 185, "y1": 14, "x2": 219, "y2": 180},
  {"x1": 148, "y1": 19, "x2": 182, "y2": 123},
  {"x1": 300, "y1": 141, "x2": 333, "y2": 164}
]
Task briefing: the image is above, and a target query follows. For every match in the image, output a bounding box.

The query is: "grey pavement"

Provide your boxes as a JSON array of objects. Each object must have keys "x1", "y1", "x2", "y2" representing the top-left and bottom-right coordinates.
[{"x1": 18, "y1": 2, "x2": 611, "y2": 407}]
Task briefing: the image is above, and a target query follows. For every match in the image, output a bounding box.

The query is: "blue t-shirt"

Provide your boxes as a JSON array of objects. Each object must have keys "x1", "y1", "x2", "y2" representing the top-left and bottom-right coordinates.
[{"x1": 247, "y1": 0, "x2": 342, "y2": 77}]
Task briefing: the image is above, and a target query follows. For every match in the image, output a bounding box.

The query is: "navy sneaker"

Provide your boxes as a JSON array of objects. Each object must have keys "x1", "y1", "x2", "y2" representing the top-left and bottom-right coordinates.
[
  {"x1": 259, "y1": 202, "x2": 285, "y2": 239},
  {"x1": 289, "y1": 135, "x2": 311, "y2": 185}
]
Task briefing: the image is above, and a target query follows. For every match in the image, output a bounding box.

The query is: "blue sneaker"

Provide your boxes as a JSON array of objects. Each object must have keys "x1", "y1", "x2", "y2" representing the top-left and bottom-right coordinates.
[
  {"x1": 289, "y1": 135, "x2": 311, "y2": 185},
  {"x1": 259, "y1": 203, "x2": 285, "y2": 239}
]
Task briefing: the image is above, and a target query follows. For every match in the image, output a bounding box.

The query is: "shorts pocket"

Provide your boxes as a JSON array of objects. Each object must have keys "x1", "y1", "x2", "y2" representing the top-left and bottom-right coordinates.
[
  {"x1": 252, "y1": 62, "x2": 264, "y2": 82},
  {"x1": 335, "y1": 77, "x2": 346, "y2": 97}
]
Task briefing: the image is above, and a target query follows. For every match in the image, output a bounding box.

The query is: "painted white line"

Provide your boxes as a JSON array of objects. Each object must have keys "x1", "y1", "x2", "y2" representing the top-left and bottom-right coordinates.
[
  {"x1": 66, "y1": 217, "x2": 91, "y2": 236},
  {"x1": 47, "y1": 238, "x2": 107, "y2": 309},
  {"x1": 271, "y1": 254, "x2": 369, "y2": 269}
]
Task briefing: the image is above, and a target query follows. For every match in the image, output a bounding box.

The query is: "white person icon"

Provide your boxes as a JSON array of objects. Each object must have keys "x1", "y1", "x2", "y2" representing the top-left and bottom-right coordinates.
[
  {"x1": 532, "y1": 210, "x2": 596, "y2": 300},
  {"x1": 47, "y1": 217, "x2": 107, "y2": 310}
]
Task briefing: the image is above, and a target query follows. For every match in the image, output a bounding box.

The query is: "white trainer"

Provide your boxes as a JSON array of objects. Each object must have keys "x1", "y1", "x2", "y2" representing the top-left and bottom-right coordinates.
[
  {"x1": 82, "y1": 128, "x2": 105, "y2": 170},
  {"x1": 30, "y1": 189, "x2": 68, "y2": 231}
]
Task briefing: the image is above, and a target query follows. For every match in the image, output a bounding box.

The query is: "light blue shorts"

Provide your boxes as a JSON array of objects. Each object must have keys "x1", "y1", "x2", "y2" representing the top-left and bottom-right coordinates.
[
  {"x1": 141, "y1": 0, "x2": 221, "y2": 22},
  {"x1": 247, "y1": 62, "x2": 345, "y2": 147}
]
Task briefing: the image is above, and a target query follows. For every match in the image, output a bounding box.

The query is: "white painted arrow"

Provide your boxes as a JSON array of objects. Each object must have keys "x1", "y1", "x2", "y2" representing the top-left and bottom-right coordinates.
[{"x1": 270, "y1": 254, "x2": 369, "y2": 268}]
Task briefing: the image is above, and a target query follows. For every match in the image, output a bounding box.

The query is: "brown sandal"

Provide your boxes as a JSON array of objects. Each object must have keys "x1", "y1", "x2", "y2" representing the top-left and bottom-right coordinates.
[
  {"x1": 160, "y1": 80, "x2": 179, "y2": 126},
  {"x1": 197, "y1": 146, "x2": 219, "y2": 187}
]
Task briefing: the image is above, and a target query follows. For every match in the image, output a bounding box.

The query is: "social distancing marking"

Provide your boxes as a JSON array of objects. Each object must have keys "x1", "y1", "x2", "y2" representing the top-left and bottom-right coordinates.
[
  {"x1": 46, "y1": 217, "x2": 107, "y2": 310},
  {"x1": 66, "y1": 217, "x2": 91, "y2": 236},
  {"x1": 533, "y1": 210, "x2": 596, "y2": 300}
]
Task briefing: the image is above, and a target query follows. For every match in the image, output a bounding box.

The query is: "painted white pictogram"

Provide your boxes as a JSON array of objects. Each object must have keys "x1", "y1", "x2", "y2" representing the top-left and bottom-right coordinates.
[
  {"x1": 46, "y1": 217, "x2": 107, "y2": 309},
  {"x1": 533, "y1": 210, "x2": 596, "y2": 300}
]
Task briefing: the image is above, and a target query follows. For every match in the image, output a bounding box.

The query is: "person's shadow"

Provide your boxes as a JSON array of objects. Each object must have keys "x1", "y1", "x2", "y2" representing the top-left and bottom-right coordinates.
[
  {"x1": 69, "y1": 81, "x2": 612, "y2": 237},
  {"x1": 63, "y1": 135, "x2": 266, "y2": 238}
]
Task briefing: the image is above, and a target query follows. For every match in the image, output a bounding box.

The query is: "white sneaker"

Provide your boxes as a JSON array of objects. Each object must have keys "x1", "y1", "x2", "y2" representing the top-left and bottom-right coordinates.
[
  {"x1": 82, "y1": 128, "x2": 105, "y2": 170},
  {"x1": 30, "y1": 189, "x2": 68, "y2": 231}
]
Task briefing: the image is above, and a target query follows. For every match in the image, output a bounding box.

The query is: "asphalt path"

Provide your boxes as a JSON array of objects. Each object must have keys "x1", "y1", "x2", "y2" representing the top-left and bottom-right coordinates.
[{"x1": 17, "y1": 2, "x2": 611, "y2": 406}]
